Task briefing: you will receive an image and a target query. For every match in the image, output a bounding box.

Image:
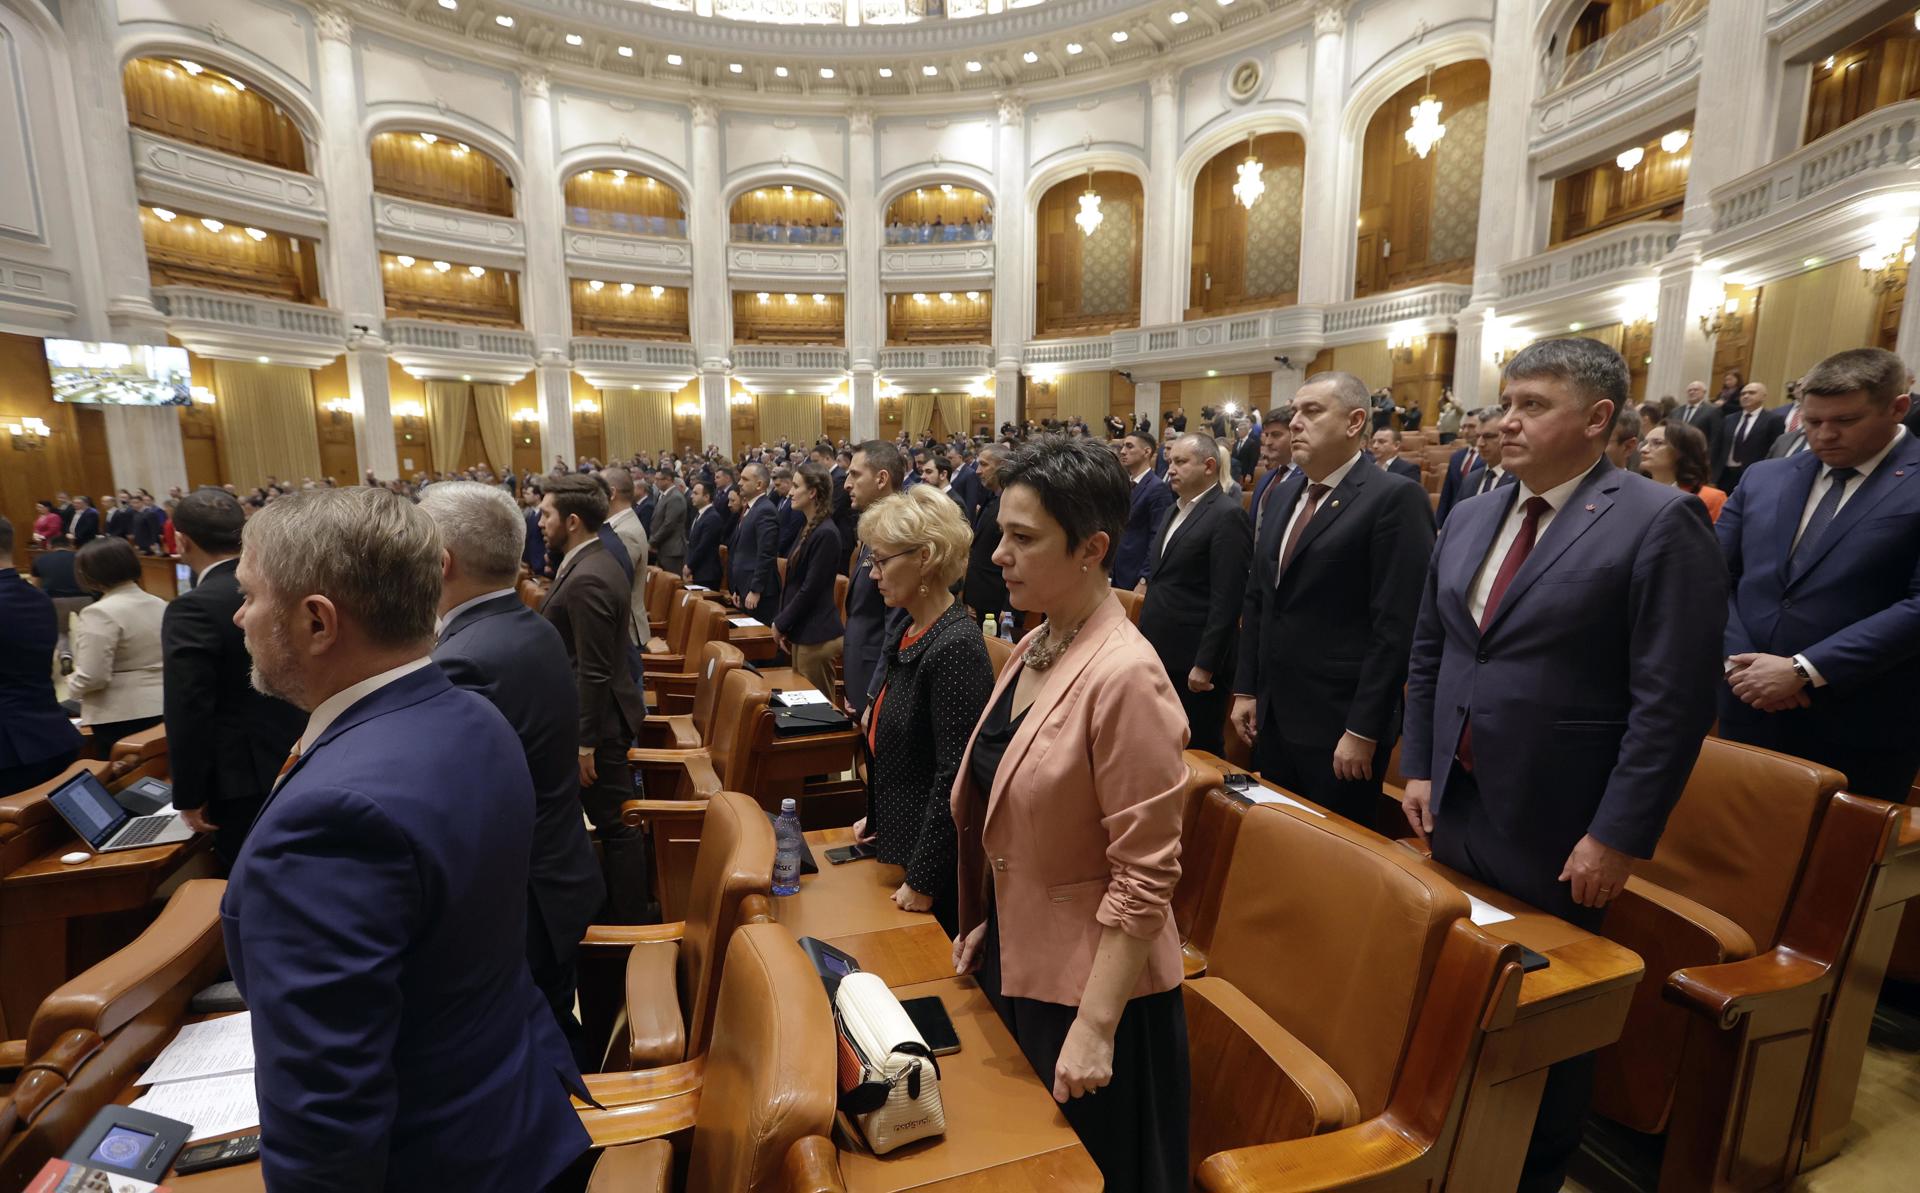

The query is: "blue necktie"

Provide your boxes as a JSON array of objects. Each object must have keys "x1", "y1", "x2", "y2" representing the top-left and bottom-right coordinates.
[{"x1": 1790, "y1": 467, "x2": 1859, "y2": 576}]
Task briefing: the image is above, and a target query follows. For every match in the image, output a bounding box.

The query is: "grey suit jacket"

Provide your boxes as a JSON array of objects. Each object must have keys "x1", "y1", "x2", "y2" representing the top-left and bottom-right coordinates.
[{"x1": 651, "y1": 486, "x2": 689, "y2": 560}]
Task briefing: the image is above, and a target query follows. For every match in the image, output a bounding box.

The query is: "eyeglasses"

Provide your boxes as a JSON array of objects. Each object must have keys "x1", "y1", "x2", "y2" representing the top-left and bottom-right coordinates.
[{"x1": 866, "y1": 547, "x2": 921, "y2": 574}]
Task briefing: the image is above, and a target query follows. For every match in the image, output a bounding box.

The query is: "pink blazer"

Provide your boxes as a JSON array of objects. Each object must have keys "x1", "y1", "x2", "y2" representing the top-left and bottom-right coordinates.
[{"x1": 950, "y1": 594, "x2": 1190, "y2": 1006}]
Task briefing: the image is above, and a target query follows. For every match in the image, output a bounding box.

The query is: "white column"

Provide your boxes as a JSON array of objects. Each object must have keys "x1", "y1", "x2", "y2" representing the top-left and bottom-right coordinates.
[
  {"x1": 1454, "y1": 0, "x2": 1537, "y2": 409},
  {"x1": 699, "y1": 367, "x2": 730, "y2": 458},
  {"x1": 63, "y1": 0, "x2": 167, "y2": 343},
  {"x1": 101, "y1": 406, "x2": 188, "y2": 497},
  {"x1": 850, "y1": 368, "x2": 878, "y2": 442},
  {"x1": 520, "y1": 68, "x2": 575, "y2": 469},
  {"x1": 1140, "y1": 72, "x2": 1181, "y2": 326},
  {"x1": 313, "y1": 9, "x2": 398, "y2": 480},
  {"x1": 1295, "y1": 4, "x2": 1349, "y2": 306},
  {"x1": 1645, "y1": 254, "x2": 1719, "y2": 404},
  {"x1": 1132, "y1": 379, "x2": 1161, "y2": 431},
  {"x1": 994, "y1": 362, "x2": 1021, "y2": 433},
  {"x1": 1895, "y1": 219, "x2": 1920, "y2": 377},
  {"x1": 991, "y1": 95, "x2": 1029, "y2": 386},
  {"x1": 846, "y1": 108, "x2": 882, "y2": 389},
  {"x1": 689, "y1": 100, "x2": 732, "y2": 440}
]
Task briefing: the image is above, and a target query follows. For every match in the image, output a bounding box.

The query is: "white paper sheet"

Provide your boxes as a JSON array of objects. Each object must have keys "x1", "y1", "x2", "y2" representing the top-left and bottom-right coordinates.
[
  {"x1": 1466, "y1": 894, "x2": 1516, "y2": 926},
  {"x1": 138, "y1": 1013, "x2": 254, "y2": 1085},
  {"x1": 1224, "y1": 781, "x2": 1326, "y2": 818},
  {"x1": 684, "y1": 584, "x2": 710, "y2": 591},
  {"x1": 728, "y1": 616, "x2": 762, "y2": 628},
  {"x1": 775, "y1": 690, "x2": 831, "y2": 706},
  {"x1": 130, "y1": 1071, "x2": 259, "y2": 1143}
]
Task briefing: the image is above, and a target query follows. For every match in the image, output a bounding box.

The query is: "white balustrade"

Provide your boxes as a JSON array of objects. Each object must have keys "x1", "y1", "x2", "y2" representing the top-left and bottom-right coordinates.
[
  {"x1": 878, "y1": 345, "x2": 993, "y2": 370},
  {"x1": 733, "y1": 345, "x2": 850, "y2": 370},
  {"x1": 571, "y1": 337, "x2": 699, "y2": 368},
  {"x1": 1499, "y1": 221, "x2": 1682, "y2": 303},
  {"x1": 373, "y1": 195, "x2": 525, "y2": 259},
  {"x1": 1322, "y1": 284, "x2": 1473, "y2": 338},
  {"x1": 129, "y1": 130, "x2": 326, "y2": 229},
  {"x1": 1711, "y1": 101, "x2": 1920, "y2": 240}
]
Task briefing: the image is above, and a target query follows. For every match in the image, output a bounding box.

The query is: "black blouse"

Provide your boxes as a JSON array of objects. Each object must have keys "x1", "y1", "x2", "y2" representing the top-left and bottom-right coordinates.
[
  {"x1": 867, "y1": 600, "x2": 995, "y2": 897},
  {"x1": 967, "y1": 669, "x2": 1026, "y2": 798}
]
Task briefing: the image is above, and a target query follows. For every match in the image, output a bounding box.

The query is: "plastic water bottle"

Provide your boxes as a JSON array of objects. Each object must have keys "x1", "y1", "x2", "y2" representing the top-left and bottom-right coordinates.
[
  {"x1": 999, "y1": 612, "x2": 1017, "y2": 642},
  {"x1": 982, "y1": 613, "x2": 998, "y2": 639},
  {"x1": 772, "y1": 798, "x2": 803, "y2": 896}
]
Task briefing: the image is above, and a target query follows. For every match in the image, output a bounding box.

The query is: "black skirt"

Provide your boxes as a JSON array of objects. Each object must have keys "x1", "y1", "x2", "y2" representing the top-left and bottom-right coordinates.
[{"x1": 978, "y1": 894, "x2": 1190, "y2": 1193}]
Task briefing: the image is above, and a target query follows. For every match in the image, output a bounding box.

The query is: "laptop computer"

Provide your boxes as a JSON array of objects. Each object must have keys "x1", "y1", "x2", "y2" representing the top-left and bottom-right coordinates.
[{"x1": 47, "y1": 771, "x2": 194, "y2": 853}]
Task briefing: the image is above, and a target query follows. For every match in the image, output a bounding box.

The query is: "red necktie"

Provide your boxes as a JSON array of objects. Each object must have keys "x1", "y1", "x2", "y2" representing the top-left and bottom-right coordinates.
[
  {"x1": 1459, "y1": 496, "x2": 1550, "y2": 772},
  {"x1": 272, "y1": 747, "x2": 300, "y2": 790},
  {"x1": 1277, "y1": 483, "x2": 1330, "y2": 579}
]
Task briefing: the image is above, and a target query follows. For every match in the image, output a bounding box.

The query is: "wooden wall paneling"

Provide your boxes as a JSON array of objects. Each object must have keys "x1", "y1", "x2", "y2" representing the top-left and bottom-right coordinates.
[
  {"x1": 142, "y1": 208, "x2": 321, "y2": 303},
  {"x1": 727, "y1": 185, "x2": 843, "y2": 231},
  {"x1": 1354, "y1": 60, "x2": 1488, "y2": 297},
  {"x1": 732, "y1": 291, "x2": 845, "y2": 344},
  {"x1": 1804, "y1": 12, "x2": 1920, "y2": 145},
  {"x1": 1024, "y1": 379, "x2": 1057, "y2": 427},
  {"x1": 381, "y1": 254, "x2": 522, "y2": 327},
  {"x1": 885, "y1": 291, "x2": 992, "y2": 344},
  {"x1": 1620, "y1": 322, "x2": 1655, "y2": 406},
  {"x1": 177, "y1": 401, "x2": 223, "y2": 490},
  {"x1": 508, "y1": 375, "x2": 543, "y2": 475},
  {"x1": 1108, "y1": 372, "x2": 1135, "y2": 425},
  {"x1": 387, "y1": 361, "x2": 431, "y2": 476},
  {"x1": 571, "y1": 281, "x2": 691, "y2": 339},
  {"x1": 370, "y1": 131, "x2": 515, "y2": 216},
  {"x1": 1707, "y1": 284, "x2": 1761, "y2": 397},
  {"x1": 1188, "y1": 131, "x2": 1306, "y2": 317},
  {"x1": 309, "y1": 356, "x2": 356, "y2": 485},
  {"x1": 1391, "y1": 333, "x2": 1457, "y2": 425},
  {"x1": 0, "y1": 334, "x2": 111, "y2": 566},
  {"x1": 1749, "y1": 261, "x2": 1882, "y2": 397},
  {"x1": 564, "y1": 170, "x2": 687, "y2": 224},
  {"x1": 568, "y1": 373, "x2": 605, "y2": 463},
  {"x1": 672, "y1": 381, "x2": 704, "y2": 457},
  {"x1": 730, "y1": 391, "x2": 760, "y2": 447},
  {"x1": 121, "y1": 57, "x2": 307, "y2": 172},
  {"x1": 1548, "y1": 130, "x2": 1689, "y2": 246},
  {"x1": 1034, "y1": 171, "x2": 1144, "y2": 337},
  {"x1": 822, "y1": 395, "x2": 852, "y2": 445}
]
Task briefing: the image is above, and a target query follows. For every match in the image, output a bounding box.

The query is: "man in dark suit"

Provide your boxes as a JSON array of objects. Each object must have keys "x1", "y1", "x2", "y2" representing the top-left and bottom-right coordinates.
[
  {"x1": 950, "y1": 444, "x2": 985, "y2": 525},
  {"x1": 650, "y1": 468, "x2": 689, "y2": 577},
  {"x1": 1671, "y1": 378, "x2": 1724, "y2": 460},
  {"x1": 962, "y1": 444, "x2": 1009, "y2": 619},
  {"x1": 634, "y1": 476, "x2": 657, "y2": 536},
  {"x1": 712, "y1": 466, "x2": 738, "y2": 539},
  {"x1": 728, "y1": 462, "x2": 783, "y2": 614},
  {"x1": 684, "y1": 480, "x2": 726, "y2": 588},
  {"x1": 520, "y1": 488, "x2": 548, "y2": 576},
  {"x1": 128, "y1": 493, "x2": 162, "y2": 553},
  {"x1": 69, "y1": 495, "x2": 99, "y2": 547},
  {"x1": 1434, "y1": 408, "x2": 1493, "y2": 525},
  {"x1": 0, "y1": 517, "x2": 83, "y2": 795},
  {"x1": 423, "y1": 482, "x2": 605, "y2": 1068},
  {"x1": 225, "y1": 488, "x2": 590, "y2": 1192},
  {"x1": 538, "y1": 473, "x2": 652, "y2": 923},
  {"x1": 1401, "y1": 338, "x2": 1725, "y2": 1193},
  {"x1": 102, "y1": 494, "x2": 132, "y2": 540},
  {"x1": 1370, "y1": 427, "x2": 1424, "y2": 482},
  {"x1": 1713, "y1": 380, "x2": 1784, "y2": 491},
  {"x1": 1457, "y1": 419, "x2": 1516, "y2": 501},
  {"x1": 771, "y1": 466, "x2": 806, "y2": 555},
  {"x1": 1232, "y1": 374, "x2": 1434, "y2": 824},
  {"x1": 1139, "y1": 433, "x2": 1252, "y2": 754},
  {"x1": 162, "y1": 489, "x2": 304, "y2": 867},
  {"x1": 843, "y1": 440, "x2": 908, "y2": 717},
  {"x1": 1250, "y1": 405, "x2": 1297, "y2": 543},
  {"x1": 1110, "y1": 430, "x2": 1176, "y2": 589},
  {"x1": 1716, "y1": 347, "x2": 1920, "y2": 802}
]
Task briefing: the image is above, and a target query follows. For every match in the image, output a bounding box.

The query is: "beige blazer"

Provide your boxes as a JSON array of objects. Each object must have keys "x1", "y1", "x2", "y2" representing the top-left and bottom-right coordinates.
[
  {"x1": 67, "y1": 583, "x2": 167, "y2": 725},
  {"x1": 950, "y1": 593, "x2": 1190, "y2": 1005}
]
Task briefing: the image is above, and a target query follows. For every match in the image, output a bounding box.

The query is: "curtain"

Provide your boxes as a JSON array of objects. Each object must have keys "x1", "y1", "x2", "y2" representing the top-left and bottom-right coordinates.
[
  {"x1": 424, "y1": 380, "x2": 470, "y2": 474},
  {"x1": 760, "y1": 392, "x2": 823, "y2": 447},
  {"x1": 1750, "y1": 261, "x2": 1879, "y2": 399},
  {"x1": 1056, "y1": 372, "x2": 1110, "y2": 426},
  {"x1": 472, "y1": 384, "x2": 511, "y2": 473},
  {"x1": 1326, "y1": 341, "x2": 1393, "y2": 391},
  {"x1": 935, "y1": 393, "x2": 968, "y2": 438},
  {"x1": 604, "y1": 388, "x2": 676, "y2": 460},
  {"x1": 211, "y1": 360, "x2": 323, "y2": 488},
  {"x1": 1177, "y1": 375, "x2": 1251, "y2": 415},
  {"x1": 903, "y1": 393, "x2": 936, "y2": 438}
]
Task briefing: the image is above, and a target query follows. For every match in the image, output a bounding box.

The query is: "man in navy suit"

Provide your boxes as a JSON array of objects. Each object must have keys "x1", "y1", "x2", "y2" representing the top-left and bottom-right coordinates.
[
  {"x1": 1249, "y1": 405, "x2": 1297, "y2": 543},
  {"x1": 1110, "y1": 430, "x2": 1176, "y2": 589},
  {"x1": 0, "y1": 517, "x2": 83, "y2": 795},
  {"x1": 1716, "y1": 347, "x2": 1920, "y2": 802},
  {"x1": 423, "y1": 482, "x2": 605, "y2": 1067},
  {"x1": 771, "y1": 466, "x2": 806, "y2": 555},
  {"x1": 728, "y1": 462, "x2": 783, "y2": 613},
  {"x1": 684, "y1": 480, "x2": 726, "y2": 587},
  {"x1": 1432, "y1": 409, "x2": 1486, "y2": 526},
  {"x1": 1456, "y1": 419, "x2": 1516, "y2": 502},
  {"x1": 69, "y1": 496, "x2": 100, "y2": 547},
  {"x1": 843, "y1": 440, "x2": 908, "y2": 717},
  {"x1": 225, "y1": 488, "x2": 589, "y2": 1192},
  {"x1": 1401, "y1": 338, "x2": 1725, "y2": 1193},
  {"x1": 1370, "y1": 427, "x2": 1425, "y2": 482}
]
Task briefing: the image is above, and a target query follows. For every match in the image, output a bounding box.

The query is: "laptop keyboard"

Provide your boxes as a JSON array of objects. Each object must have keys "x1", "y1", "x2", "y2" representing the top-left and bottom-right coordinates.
[{"x1": 115, "y1": 815, "x2": 171, "y2": 847}]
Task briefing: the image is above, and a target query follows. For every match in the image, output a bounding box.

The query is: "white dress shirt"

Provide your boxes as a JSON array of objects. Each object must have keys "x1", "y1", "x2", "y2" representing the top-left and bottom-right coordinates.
[
  {"x1": 434, "y1": 587, "x2": 518, "y2": 638},
  {"x1": 294, "y1": 656, "x2": 436, "y2": 757},
  {"x1": 1159, "y1": 490, "x2": 1201, "y2": 554},
  {"x1": 1786, "y1": 425, "x2": 1907, "y2": 687},
  {"x1": 1278, "y1": 450, "x2": 1364, "y2": 564},
  {"x1": 1467, "y1": 461, "x2": 1596, "y2": 624},
  {"x1": 1729, "y1": 409, "x2": 1759, "y2": 463}
]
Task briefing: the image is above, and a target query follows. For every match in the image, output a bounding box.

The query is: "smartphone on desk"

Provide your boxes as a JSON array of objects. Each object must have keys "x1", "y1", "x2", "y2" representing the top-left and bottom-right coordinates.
[
  {"x1": 901, "y1": 996, "x2": 961, "y2": 1057},
  {"x1": 825, "y1": 842, "x2": 875, "y2": 865}
]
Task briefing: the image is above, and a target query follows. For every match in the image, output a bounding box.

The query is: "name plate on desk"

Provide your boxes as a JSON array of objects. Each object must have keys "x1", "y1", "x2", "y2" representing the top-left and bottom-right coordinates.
[{"x1": 729, "y1": 616, "x2": 764, "y2": 628}]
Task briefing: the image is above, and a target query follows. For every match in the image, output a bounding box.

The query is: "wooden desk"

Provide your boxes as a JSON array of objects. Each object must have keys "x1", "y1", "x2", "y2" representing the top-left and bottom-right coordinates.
[
  {"x1": 725, "y1": 619, "x2": 777, "y2": 662},
  {"x1": 1185, "y1": 750, "x2": 1644, "y2": 1191},
  {"x1": 775, "y1": 828, "x2": 953, "y2": 988}
]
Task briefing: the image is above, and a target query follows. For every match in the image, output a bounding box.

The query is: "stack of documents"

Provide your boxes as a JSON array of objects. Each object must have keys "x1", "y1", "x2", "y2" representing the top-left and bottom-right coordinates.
[{"x1": 129, "y1": 1013, "x2": 259, "y2": 1143}]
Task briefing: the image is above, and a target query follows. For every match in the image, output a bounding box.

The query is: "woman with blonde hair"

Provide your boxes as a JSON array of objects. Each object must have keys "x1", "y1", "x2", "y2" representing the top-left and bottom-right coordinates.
[
  {"x1": 67, "y1": 537, "x2": 167, "y2": 753},
  {"x1": 851, "y1": 485, "x2": 993, "y2": 936}
]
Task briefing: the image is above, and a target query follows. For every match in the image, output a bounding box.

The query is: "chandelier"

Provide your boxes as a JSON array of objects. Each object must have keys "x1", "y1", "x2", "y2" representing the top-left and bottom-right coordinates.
[
  {"x1": 1232, "y1": 135, "x2": 1265, "y2": 210},
  {"x1": 1404, "y1": 66, "x2": 1446, "y2": 160},
  {"x1": 1075, "y1": 169, "x2": 1103, "y2": 237}
]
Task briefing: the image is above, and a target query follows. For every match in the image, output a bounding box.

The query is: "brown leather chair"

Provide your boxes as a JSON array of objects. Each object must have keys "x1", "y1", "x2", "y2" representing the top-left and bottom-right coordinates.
[
  {"x1": 106, "y1": 723, "x2": 169, "y2": 784},
  {"x1": 632, "y1": 640, "x2": 748, "y2": 752},
  {"x1": 1114, "y1": 586, "x2": 1144, "y2": 625},
  {"x1": 644, "y1": 600, "x2": 730, "y2": 714},
  {"x1": 644, "y1": 566, "x2": 683, "y2": 636},
  {"x1": 982, "y1": 633, "x2": 1013, "y2": 679},
  {"x1": 1186, "y1": 803, "x2": 1520, "y2": 1189},
  {"x1": 644, "y1": 589, "x2": 708, "y2": 662},
  {"x1": 0, "y1": 879, "x2": 227, "y2": 1188},
  {"x1": 628, "y1": 665, "x2": 768, "y2": 803},
  {"x1": 580, "y1": 923, "x2": 843, "y2": 1193},
  {"x1": 585, "y1": 792, "x2": 776, "y2": 1071},
  {"x1": 1590, "y1": 737, "x2": 1903, "y2": 1191}
]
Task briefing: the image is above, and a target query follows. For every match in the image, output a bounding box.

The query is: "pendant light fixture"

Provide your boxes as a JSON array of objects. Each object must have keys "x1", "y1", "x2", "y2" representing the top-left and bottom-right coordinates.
[
  {"x1": 1405, "y1": 65, "x2": 1447, "y2": 159},
  {"x1": 1075, "y1": 168, "x2": 1103, "y2": 236},
  {"x1": 1232, "y1": 132, "x2": 1266, "y2": 210}
]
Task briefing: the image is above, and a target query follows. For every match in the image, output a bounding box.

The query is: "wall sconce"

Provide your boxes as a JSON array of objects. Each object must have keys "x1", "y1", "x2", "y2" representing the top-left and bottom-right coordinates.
[
  {"x1": 827, "y1": 391, "x2": 851, "y2": 407},
  {"x1": 4, "y1": 416, "x2": 50, "y2": 450},
  {"x1": 572, "y1": 399, "x2": 601, "y2": 415},
  {"x1": 393, "y1": 400, "x2": 425, "y2": 425},
  {"x1": 730, "y1": 390, "x2": 754, "y2": 407},
  {"x1": 512, "y1": 407, "x2": 539, "y2": 425},
  {"x1": 321, "y1": 397, "x2": 355, "y2": 424},
  {"x1": 674, "y1": 402, "x2": 700, "y2": 418},
  {"x1": 1387, "y1": 331, "x2": 1425, "y2": 364},
  {"x1": 1859, "y1": 232, "x2": 1916, "y2": 295},
  {"x1": 1698, "y1": 293, "x2": 1744, "y2": 340},
  {"x1": 191, "y1": 386, "x2": 216, "y2": 405}
]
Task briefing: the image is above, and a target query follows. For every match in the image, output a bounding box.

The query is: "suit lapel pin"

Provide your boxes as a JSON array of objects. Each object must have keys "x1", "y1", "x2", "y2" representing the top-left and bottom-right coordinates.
[
  {"x1": 1585, "y1": 503, "x2": 1596, "y2": 512},
  {"x1": 1897, "y1": 470, "x2": 1907, "y2": 477},
  {"x1": 1330, "y1": 500, "x2": 1341, "y2": 508}
]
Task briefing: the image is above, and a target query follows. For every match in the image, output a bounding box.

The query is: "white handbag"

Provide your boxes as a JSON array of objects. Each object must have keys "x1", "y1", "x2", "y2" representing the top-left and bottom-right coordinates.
[{"x1": 834, "y1": 971, "x2": 947, "y2": 1155}]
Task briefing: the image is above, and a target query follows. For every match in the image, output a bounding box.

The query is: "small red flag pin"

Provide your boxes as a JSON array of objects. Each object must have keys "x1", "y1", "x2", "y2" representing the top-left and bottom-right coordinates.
[{"x1": 1585, "y1": 503, "x2": 1596, "y2": 511}]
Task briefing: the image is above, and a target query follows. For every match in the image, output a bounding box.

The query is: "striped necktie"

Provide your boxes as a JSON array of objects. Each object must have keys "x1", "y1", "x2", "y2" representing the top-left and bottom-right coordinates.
[{"x1": 272, "y1": 746, "x2": 301, "y2": 792}]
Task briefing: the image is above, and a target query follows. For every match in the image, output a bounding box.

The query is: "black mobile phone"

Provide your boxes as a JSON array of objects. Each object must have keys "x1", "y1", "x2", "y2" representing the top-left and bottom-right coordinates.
[
  {"x1": 1222, "y1": 773, "x2": 1257, "y2": 787},
  {"x1": 1519, "y1": 946, "x2": 1552, "y2": 973},
  {"x1": 172, "y1": 1133, "x2": 261, "y2": 1175},
  {"x1": 900, "y1": 996, "x2": 962, "y2": 1057},
  {"x1": 825, "y1": 843, "x2": 875, "y2": 865},
  {"x1": 62, "y1": 1105, "x2": 192, "y2": 1181}
]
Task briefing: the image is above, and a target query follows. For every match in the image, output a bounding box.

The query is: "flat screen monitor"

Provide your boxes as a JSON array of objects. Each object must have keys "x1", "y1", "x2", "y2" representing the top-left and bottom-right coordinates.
[{"x1": 43, "y1": 340, "x2": 193, "y2": 406}]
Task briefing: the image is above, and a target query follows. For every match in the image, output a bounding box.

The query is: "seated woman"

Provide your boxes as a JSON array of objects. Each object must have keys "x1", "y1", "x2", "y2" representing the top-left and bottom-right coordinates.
[
  {"x1": 771, "y1": 463, "x2": 845, "y2": 699},
  {"x1": 67, "y1": 537, "x2": 167, "y2": 754},
  {"x1": 851, "y1": 486, "x2": 992, "y2": 937},
  {"x1": 1643, "y1": 420, "x2": 1726, "y2": 521},
  {"x1": 950, "y1": 435, "x2": 1191, "y2": 1192}
]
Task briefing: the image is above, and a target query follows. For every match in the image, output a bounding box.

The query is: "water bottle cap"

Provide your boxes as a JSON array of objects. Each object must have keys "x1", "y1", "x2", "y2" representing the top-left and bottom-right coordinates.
[{"x1": 781, "y1": 798, "x2": 797, "y2": 813}]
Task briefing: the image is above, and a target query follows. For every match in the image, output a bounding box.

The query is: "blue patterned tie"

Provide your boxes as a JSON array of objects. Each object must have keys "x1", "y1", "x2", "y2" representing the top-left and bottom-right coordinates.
[{"x1": 1789, "y1": 467, "x2": 1859, "y2": 577}]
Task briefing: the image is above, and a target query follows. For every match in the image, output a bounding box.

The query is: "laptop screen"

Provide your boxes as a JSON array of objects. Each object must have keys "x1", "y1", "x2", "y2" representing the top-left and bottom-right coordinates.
[{"x1": 48, "y1": 772, "x2": 130, "y2": 848}]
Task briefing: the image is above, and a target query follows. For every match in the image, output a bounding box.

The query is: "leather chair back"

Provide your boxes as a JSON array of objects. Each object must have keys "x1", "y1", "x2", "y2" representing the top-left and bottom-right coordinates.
[
  {"x1": 683, "y1": 600, "x2": 728, "y2": 670},
  {"x1": 1207, "y1": 805, "x2": 1468, "y2": 1118},
  {"x1": 646, "y1": 567, "x2": 684, "y2": 626},
  {"x1": 0, "y1": 880, "x2": 227, "y2": 1190},
  {"x1": 1172, "y1": 782, "x2": 1254, "y2": 957},
  {"x1": 834, "y1": 573, "x2": 849, "y2": 623},
  {"x1": 107, "y1": 724, "x2": 169, "y2": 784},
  {"x1": 982, "y1": 633, "x2": 1012, "y2": 679},
  {"x1": 686, "y1": 923, "x2": 837, "y2": 1193},
  {"x1": 708, "y1": 667, "x2": 773, "y2": 790},
  {"x1": 679, "y1": 792, "x2": 778, "y2": 1060},
  {"x1": 1114, "y1": 586, "x2": 1143, "y2": 625},
  {"x1": 689, "y1": 640, "x2": 749, "y2": 744},
  {"x1": 662, "y1": 590, "x2": 705, "y2": 656}
]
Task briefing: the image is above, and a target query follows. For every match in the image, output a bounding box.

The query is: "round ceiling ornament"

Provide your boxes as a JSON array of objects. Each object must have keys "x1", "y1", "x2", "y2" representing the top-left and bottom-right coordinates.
[{"x1": 1228, "y1": 59, "x2": 1262, "y2": 103}]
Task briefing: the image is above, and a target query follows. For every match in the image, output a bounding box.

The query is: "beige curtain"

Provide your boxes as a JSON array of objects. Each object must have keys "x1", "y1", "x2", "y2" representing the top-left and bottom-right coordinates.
[
  {"x1": 1326, "y1": 341, "x2": 1394, "y2": 391},
  {"x1": 935, "y1": 393, "x2": 968, "y2": 437},
  {"x1": 424, "y1": 380, "x2": 470, "y2": 474},
  {"x1": 211, "y1": 360, "x2": 323, "y2": 488},
  {"x1": 603, "y1": 388, "x2": 675, "y2": 460},
  {"x1": 903, "y1": 393, "x2": 935, "y2": 438},
  {"x1": 1750, "y1": 261, "x2": 1880, "y2": 399},
  {"x1": 1056, "y1": 371, "x2": 1110, "y2": 426},
  {"x1": 1177, "y1": 375, "x2": 1251, "y2": 414},
  {"x1": 760, "y1": 392, "x2": 823, "y2": 446},
  {"x1": 472, "y1": 384, "x2": 511, "y2": 472}
]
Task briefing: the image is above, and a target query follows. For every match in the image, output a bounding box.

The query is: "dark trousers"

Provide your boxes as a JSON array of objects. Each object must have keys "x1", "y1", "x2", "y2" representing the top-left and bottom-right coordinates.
[
  {"x1": 201, "y1": 796, "x2": 264, "y2": 872},
  {"x1": 0, "y1": 750, "x2": 78, "y2": 798},
  {"x1": 1254, "y1": 718, "x2": 1393, "y2": 828},
  {"x1": 582, "y1": 746, "x2": 655, "y2": 924},
  {"x1": 1720, "y1": 719, "x2": 1920, "y2": 804},
  {"x1": 528, "y1": 893, "x2": 590, "y2": 1072},
  {"x1": 1177, "y1": 681, "x2": 1231, "y2": 756},
  {"x1": 1431, "y1": 763, "x2": 1602, "y2": 1193}
]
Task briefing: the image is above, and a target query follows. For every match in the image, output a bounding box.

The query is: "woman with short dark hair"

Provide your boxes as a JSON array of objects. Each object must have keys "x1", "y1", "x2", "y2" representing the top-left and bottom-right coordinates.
[
  {"x1": 950, "y1": 434, "x2": 1192, "y2": 1191},
  {"x1": 772, "y1": 463, "x2": 845, "y2": 699},
  {"x1": 68, "y1": 537, "x2": 167, "y2": 753},
  {"x1": 1642, "y1": 420, "x2": 1726, "y2": 522}
]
